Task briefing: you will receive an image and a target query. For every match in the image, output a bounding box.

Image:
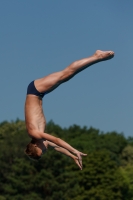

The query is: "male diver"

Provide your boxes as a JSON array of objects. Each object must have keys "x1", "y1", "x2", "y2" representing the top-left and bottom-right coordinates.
[{"x1": 25, "y1": 50, "x2": 114, "y2": 170}]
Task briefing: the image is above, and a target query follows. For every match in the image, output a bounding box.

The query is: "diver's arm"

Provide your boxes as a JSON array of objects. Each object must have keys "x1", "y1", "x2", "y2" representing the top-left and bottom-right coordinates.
[
  {"x1": 47, "y1": 141, "x2": 83, "y2": 170},
  {"x1": 30, "y1": 130, "x2": 87, "y2": 169}
]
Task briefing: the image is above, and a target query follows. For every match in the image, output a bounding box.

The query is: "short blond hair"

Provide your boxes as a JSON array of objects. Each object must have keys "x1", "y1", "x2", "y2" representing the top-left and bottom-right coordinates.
[{"x1": 25, "y1": 140, "x2": 41, "y2": 161}]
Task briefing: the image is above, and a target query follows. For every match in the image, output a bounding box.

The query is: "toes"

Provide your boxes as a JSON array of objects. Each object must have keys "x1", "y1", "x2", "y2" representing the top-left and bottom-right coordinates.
[
  {"x1": 109, "y1": 51, "x2": 114, "y2": 56},
  {"x1": 110, "y1": 51, "x2": 114, "y2": 55}
]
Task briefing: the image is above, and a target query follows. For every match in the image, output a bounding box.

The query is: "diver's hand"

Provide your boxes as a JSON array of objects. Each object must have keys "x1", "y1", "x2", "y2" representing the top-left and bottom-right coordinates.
[
  {"x1": 73, "y1": 156, "x2": 82, "y2": 170},
  {"x1": 74, "y1": 151, "x2": 87, "y2": 170}
]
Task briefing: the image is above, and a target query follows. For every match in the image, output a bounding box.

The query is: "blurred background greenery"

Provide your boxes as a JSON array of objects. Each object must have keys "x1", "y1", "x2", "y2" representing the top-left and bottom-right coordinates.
[{"x1": 0, "y1": 119, "x2": 133, "y2": 200}]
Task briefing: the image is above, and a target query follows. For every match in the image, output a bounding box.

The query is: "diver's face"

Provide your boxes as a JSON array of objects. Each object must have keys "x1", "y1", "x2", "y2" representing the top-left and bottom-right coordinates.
[
  {"x1": 35, "y1": 140, "x2": 47, "y2": 157},
  {"x1": 35, "y1": 146, "x2": 43, "y2": 157}
]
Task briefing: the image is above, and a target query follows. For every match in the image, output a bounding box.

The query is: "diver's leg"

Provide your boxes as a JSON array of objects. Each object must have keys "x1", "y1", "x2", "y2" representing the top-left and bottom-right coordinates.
[{"x1": 34, "y1": 50, "x2": 114, "y2": 93}]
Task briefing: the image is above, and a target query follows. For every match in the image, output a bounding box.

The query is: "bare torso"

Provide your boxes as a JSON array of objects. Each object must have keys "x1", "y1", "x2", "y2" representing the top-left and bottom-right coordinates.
[{"x1": 25, "y1": 95, "x2": 46, "y2": 136}]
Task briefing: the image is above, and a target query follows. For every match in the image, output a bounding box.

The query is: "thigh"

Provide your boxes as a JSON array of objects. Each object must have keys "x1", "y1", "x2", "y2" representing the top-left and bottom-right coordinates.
[{"x1": 34, "y1": 71, "x2": 64, "y2": 93}]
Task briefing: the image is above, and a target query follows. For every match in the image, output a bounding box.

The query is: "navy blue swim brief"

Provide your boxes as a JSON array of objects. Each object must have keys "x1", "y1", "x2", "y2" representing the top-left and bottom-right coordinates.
[{"x1": 27, "y1": 81, "x2": 45, "y2": 98}]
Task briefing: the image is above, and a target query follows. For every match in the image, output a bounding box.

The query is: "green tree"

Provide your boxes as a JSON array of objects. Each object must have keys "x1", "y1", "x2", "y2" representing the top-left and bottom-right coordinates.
[
  {"x1": 120, "y1": 164, "x2": 133, "y2": 200},
  {"x1": 0, "y1": 120, "x2": 131, "y2": 200}
]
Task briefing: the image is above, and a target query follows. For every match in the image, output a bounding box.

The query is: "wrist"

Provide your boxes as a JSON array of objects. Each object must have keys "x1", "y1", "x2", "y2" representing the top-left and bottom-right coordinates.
[
  {"x1": 72, "y1": 154, "x2": 77, "y2": 160},
  {"x1": 72, "y1": 149, "x2": 77, "y2": 154}
]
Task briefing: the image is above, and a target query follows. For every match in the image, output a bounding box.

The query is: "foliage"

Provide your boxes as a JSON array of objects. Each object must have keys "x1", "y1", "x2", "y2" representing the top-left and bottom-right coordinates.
[{"x1": 0, "y1": 120, "x2": 132, "y2": 200}]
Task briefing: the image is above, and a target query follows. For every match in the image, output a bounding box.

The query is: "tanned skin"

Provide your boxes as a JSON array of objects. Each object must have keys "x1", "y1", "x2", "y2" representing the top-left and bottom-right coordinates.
[{"x1": 25, "y1": 50, "x2": 114, "y2": 170}]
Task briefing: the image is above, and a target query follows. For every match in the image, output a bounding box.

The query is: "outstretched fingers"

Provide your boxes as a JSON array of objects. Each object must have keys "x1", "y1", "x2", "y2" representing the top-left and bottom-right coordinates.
[
  {"x1": 81, "y1": 153, "x2": 87, "y2": 156},
  {"x1": 75, "y1": 151, "x2": 87, "y2": 170},
  {"x1": 74, "y1": 157, "x2": 82, "y2": 170}
]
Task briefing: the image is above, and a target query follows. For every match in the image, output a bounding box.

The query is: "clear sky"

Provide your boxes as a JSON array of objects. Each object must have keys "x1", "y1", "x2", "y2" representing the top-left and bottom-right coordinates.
[{"x1": 0, "y1": 1, "x2": 133, "y2": 137}]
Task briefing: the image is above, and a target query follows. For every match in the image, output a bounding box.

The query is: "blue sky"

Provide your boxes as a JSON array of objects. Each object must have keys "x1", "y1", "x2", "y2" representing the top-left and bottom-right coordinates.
[{"x1": 0, "y1": 1, "x2": 133, "y2": 137}]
